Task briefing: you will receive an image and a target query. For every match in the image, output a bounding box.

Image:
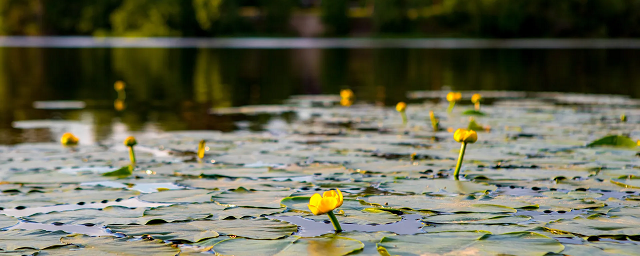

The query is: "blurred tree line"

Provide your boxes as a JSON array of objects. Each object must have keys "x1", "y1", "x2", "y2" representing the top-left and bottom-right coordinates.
[{"x1": 1, "y1": 0, "x2": 640, "y2": 37}]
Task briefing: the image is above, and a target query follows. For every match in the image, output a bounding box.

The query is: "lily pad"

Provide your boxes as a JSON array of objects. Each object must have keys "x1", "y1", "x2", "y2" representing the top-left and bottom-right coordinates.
[
  {"x1": 378, "y1": 231, "x2": 563, "y2": 256},
  {"x1": 109, "y1": 218, "x2": 297, "y2": 240},
  {"x1": 423, "y1": 213, "x2": 531, "y2": 224},
  {"x1": 586, "y1": 135, "x2": 638, "y2": 148},
  {"x1": 212, "y1": 189, "x2": 292, "y2": 208},
  {"x1": 546, "y1": 215, "x2": 640, "y2": 236},
  {"x1": 138, "y1": 189, "x2": 216, "y2": 203},
  {"x1": 0, "y1": 230, "x2": 67, "y2": 251},
  {"x1": 43, "y1": 235, "x2": 180, "y2": 255},
  {"x1": 212, "y1": 236, "x2": 363, "y2": 256},
  {"x1": 380, "y1": 179, "x2": 497, "y2": 195},
  {"x1": 364, "y1": 195, "x2": 533, "y2": 213}
]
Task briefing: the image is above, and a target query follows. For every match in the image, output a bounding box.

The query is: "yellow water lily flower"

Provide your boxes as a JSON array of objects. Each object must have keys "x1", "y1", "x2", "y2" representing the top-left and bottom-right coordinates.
[
  {"x1": 446, "y1": 92, "x2": 462, "y2": 102},
  {"x1": 340, "y1": 89, "x2": 354, "y2": 99},
  {"x1": 60, "y1": 133, "x2": 79, "y2": 146},
  {"x1": 114, "y1": 81, "x2": 125, "y2": 91},
  {"x1": 308, "y1": 189, "x2": 344, "y2": 215},
  {"x1": 454, "y1": 129, "x2": 478, "y2": 143},
  {"x1": 396, "y1": 102, "x2": 406, "y2": 112},
  {"x1": 124, "y1": 136, "x2": 137, "y2": 147},
  {"x1": 340, "y1": 98, "x2": 353, "y2": 107},
  {"x1": 471, "y1": 94, "x2": 482, "y2": 103}
]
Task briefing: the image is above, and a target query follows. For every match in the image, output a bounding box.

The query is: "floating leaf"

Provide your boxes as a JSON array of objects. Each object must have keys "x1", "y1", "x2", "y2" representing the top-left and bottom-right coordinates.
[
  {"x1": 48, "y1": 235, "x2": 180, "y2": 255},
  {"x1": 462, "y1": 110, "x2": 487, "y2": 116},
  {"x1": 138, "y1": 189, "x2": 216, "y2": 203},
  {"x1": 546, "y1": 216, "x2": 640, "y2": 236},
  {"x1": 0, "y1": 230, "x2": 67, "y2": 251},
  {"x1": 109, "y1": 218, "x2": 297, "y2": 240},
  {"x1": 102, "y1": 166, "x2": 133, "y2": 178},
  {"x1": 212, "y1": 189, "x2": 292, "y2": 208},
  {"x1": 378, "y1": 231, "x2": 563, "y2": 256},
  {"x1": 586, "y1": 135, "x2": 637, "y2": 148}
]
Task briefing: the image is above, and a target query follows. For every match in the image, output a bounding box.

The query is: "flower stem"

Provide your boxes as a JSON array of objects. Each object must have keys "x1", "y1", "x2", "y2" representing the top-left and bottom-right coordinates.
[
  {"x1": 128, "y1": 146, "x2": 136, "y2": 172},
  {"x1": 400, "y1": 112, "x2": 407, "y2": 126},
  {"x1": 474, "y1": 102, "x2": 480, "y2": 111},
  {"x1": 447, "y1": 102, "x2": 456, "y2": 114},
  {"x1": 327, "y1": 211, "x2": 343, "y2": 233},
  {"x1": 453, "y1": 142, "x2": 467, "y2": 180}
]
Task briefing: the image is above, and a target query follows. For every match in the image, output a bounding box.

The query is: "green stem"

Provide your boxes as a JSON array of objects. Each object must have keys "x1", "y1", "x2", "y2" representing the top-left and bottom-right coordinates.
[
  {"x1": 453, "y1": 142, "x2": 467, "y2": 180},
  {"x1": 327, "y1": 211, "x2": 343, "y2": 233},
  {"x1": 128, "y1": 146, "x2": 136, "y2": 171},
  {"x1": 400, "y1": 112, "x2": 407, "y2": 126},
  {"x1": 117, "y1": 90, "x2": 126, "y2": 100},
  {"x1": 447, "y1": 102, "x2": 456, "y2": 114}
]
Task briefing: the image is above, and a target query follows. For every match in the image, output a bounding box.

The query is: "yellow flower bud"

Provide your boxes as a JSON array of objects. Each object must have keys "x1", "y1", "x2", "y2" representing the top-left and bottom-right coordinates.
[
  {"x1": 340, "y1": 98, "x2": 353, "y2": 107},
  {"x1": 60, "y1": 133, "x2": 79, "y2": 146},
  {"x1": 124, "y1": 136, "x2": 137, "y2": 147},
  {"x1": 340, "y1": 89, "x2": 354, "y2": 99},
  {"x1": 114, "y1": 81, "x2": 125, "y2": 91},
  {"x1": 114, "y1": 99, "x2": 125, "y2": 111},
  {"x1": 471, "y1": 94, "x2": 482, "y2": 103},
  {"x1": 308, "y1": 189, "x2": 344, "y2": 215},
  {"x1": 454, "y1": 128, "x2": 478, "y2": 143},
  {"x1": 447, "y1": 92, "x2": 462, "y2": 102},
  {"x1": 396, "y1": 102, "x2": 407, "y2": 112}
]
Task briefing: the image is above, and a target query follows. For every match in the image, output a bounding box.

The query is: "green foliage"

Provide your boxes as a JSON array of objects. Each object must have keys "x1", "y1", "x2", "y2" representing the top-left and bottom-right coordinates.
[
  {"x1": 1, "y1": 0, "x2": 640, "y2": 37},
  {"x1": 260, "y1": 0, "x2": 295, "y2": 34},
  {"x1": 110, "y1": 0, "x2": 184, "y2": 36},
  {"x1": 0, "y1": 0, "x2": 42, "y2": 35},
  {"x1": 321, "y1": 0, "x2": 349, "y2": 35},
  {"x1": 373, "y1": 0, "x2": 409, "y2": 34},
  {"x1": 586, "y1": 135, "x2": 638, "y2": 148}
]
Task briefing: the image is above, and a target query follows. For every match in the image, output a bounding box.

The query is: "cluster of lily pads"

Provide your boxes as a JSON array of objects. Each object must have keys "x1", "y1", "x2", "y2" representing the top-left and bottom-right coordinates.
[{"x1": 0, "y1": 91, "x2": 639, "y2": 255}]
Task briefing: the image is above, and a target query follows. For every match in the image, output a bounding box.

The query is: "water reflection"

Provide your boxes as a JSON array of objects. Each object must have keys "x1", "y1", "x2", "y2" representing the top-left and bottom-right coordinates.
[{"x1": 0, "y1": 47, "x2": 638, "y2": 144}]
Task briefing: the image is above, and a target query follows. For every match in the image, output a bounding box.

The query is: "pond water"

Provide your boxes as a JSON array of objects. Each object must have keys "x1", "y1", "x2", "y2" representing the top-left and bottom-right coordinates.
[
  {"x1": 0, "y1": 43, "x2": 639, "y2": 255},
  {"x1": 0, "y1": 46, "x2": 639, "y2": 144}
]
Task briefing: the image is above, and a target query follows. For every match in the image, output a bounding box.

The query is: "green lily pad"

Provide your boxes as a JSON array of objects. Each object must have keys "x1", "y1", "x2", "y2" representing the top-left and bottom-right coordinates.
[
  {"x1": 102, "y1": 166, "x2": 133, "y2": 178},
  {"x1": 210, "y1": 236, "x2": 297, "y2": 256},
  {"x1": 212, "y1": 189, "x2": 292, "y2": 208},
  {"x1": 423, "y1": 213, "x2": 530, "y2": 224},
  {"x1": 0, "y1": 230, "x2": 68, "y2": 251},
  {"x1": 138, "y1": 189, "x2": 216, "y2": 203},
  {"x1": 586, "y1": 135, "x2": 638, "y2": 148},
  {"x1": 380, "y1": 179, "x2": 497, "y2": 195},
  {"x1": 109, "y1": 218, "x2": 297, "y2": 240},
  {"x1": 422, "y1": 224, "x2": 536, "y2": 234},
  {"x1": 377, "y1": 231, "x2": 485, "y2": 255},
  {"x1": 0, "y1": 215, "x2": 19, "y2": 229},
  {"x1": 305, "y1": 208, "x2": 402, "y2": 225},
  {"x1": 546, "y1": 215, "x2": 640, "y2": 236},
  {"x1": 0, "y1": 188, "x2": 139, "y2": 209},
  {"x1": 178, "y1": 178, "x2": 299, "y2": 191},
  {"x1": 364, "y1": 195, "x2": 532, "y2": 213},
  {"x1": 200, "y1": 167, "x2": 305, "y2": 179},
  {"x1": 559, "y1": 243, "x2": 636, "y2": 256},
  {"x1": 212, "y1": 236, "x2": 363, "y2": 256},
  {"x1": 378, "y1": 231, "x2": 563, "y2": 256},
  {"x1": 462, "y1": 110, "x2": 487, "y2": 116},
  {"x1": 41, "y1": 235, "x2": 180, "y2": 255}
]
